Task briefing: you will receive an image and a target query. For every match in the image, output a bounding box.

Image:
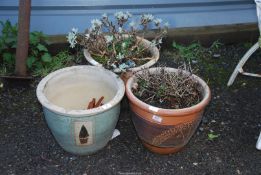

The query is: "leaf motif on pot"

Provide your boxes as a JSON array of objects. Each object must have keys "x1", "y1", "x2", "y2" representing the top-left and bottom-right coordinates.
[
  {"x1": 74, "y1": 121, "x2": 93, "y2": 146},
  {"x1": 79, "y1": 125, "x2": 89, "y2": 144},
  {"x1": 151, "y1": 118, "x2": 201, "y2": 146}
]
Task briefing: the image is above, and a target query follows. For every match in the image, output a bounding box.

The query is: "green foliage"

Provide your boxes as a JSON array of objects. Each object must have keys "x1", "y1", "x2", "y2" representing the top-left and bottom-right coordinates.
[
  {"x1": 26, "y1": 31, "x2": 51, "y2": 71},
  {"x1": 117, "y1": 37, "x2": 135, "y2": 56},
  {"x1": 32, "y1": 51, "x2": 73, "y2": 77},
  {"x1": 244, "y1": 42, "x2": 253, "y2": 49},
  {"x1": 0, "y1": 20, "x2": 18, "y2": 50},
  {"x1": 26, "y1": 56, "x2": 36, "y2": 69},
  {"x1": 156, "y1": 84, "x2": 167, "y2": 98},
  {"x1": 3, "y1": 52, "x2": 15, "y2": 65},
  {"x1": 41, "y1": 53, "x2": 52, "y2": 63},
  {"x1": 0, "y1": 20, "x2": 18, "y2": 73},
  {"x1": 171, "y1": 41, "x2": 233, "y2": 87},
  {"x1": 36, "y1": 43, "x2": 48, "y2": 52},
  {"x1": 0, "y1": 20, "x2": 73, "y2": 76},
  {"x1": 29, "y1": 31, "x2": 47, "y2": 45},
  {"x1": 208, "y1": 133, "x2": 219, "y2": 141},
  {"x1": 210, "y1": 40, "x2": 222, "y2": 51},
  {"x1": 172, "y1": 41, "x2": 202, "y2": 62},
  {"x1": 92, "y1": 55, "x2": 108, "y2": 65}
]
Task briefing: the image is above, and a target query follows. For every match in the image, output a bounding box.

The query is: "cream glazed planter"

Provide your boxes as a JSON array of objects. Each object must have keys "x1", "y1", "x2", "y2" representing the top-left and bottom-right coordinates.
[
  {"x1": 36, "y1": 66, "x2": 125, "y2": 155},
  {"x1": 83, "y1": 36, "x2": 160, "y2": 81}
]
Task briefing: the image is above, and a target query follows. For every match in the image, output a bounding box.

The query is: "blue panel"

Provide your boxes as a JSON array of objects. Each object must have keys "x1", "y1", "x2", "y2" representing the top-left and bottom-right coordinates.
[
  {"x1": 0, "y1": 0, "x2": 254, "y2": 6},
  {"x1": 0, "y1": 0, "x2": 257, "y2": 35}
]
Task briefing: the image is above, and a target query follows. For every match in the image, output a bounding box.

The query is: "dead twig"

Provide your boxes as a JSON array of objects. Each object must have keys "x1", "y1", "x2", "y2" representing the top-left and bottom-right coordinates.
[
  {"x1": 132, "y1": 66, "x2": 201, "y2": 109},
  {"x1": 87, "y1": 96, "x2": 104, "y2": 109}
]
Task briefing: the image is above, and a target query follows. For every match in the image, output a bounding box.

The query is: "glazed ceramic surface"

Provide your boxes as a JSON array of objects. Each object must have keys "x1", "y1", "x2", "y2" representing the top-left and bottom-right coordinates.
[{"x1": 37, "y1": 66, "x2": 125, "y2": 155}]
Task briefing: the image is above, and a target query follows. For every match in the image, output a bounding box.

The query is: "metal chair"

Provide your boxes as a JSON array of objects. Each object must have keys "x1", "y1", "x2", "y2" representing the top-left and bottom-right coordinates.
[
  {"x1": 227, "y1": 42, "x2": 260, "y2": 86},
  {"x1": 227, "y1": 0, "x2": 261, "y2": 150}
]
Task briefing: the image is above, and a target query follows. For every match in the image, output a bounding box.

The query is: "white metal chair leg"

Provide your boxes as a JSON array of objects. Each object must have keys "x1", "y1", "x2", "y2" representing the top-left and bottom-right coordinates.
[
  {"x1": 256, "y1": 132, "x2": 261, "y2": 150},
  {"x1": 227, "y1": 42, "x2": 260, "y2": 86}
]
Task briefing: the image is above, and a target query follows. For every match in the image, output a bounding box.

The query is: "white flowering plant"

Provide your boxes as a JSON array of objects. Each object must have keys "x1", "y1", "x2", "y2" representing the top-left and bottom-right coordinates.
[{"x1": 67, "y1": 12, "x2": 168, "y2": 72}]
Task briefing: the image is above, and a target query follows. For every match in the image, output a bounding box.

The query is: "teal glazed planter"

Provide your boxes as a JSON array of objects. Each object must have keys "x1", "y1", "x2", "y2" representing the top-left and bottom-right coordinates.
[{"x1": 36, "y1": 66, "x2": 125, "y2": 155}]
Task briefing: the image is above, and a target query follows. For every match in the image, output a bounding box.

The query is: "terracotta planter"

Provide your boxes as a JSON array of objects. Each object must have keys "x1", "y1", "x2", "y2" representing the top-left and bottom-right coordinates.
[
  {"x1": 125, "y1": 67, "x2": 211, "y2": 154},
  {"x1": 83, "y1": 36, "x2": 160, "y2": 83}
]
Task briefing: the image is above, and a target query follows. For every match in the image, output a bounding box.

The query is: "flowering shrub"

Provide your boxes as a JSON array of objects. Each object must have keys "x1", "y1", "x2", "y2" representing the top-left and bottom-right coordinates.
[{"x1": 67, "y1": 12, "x2": 168, "y2": 72}]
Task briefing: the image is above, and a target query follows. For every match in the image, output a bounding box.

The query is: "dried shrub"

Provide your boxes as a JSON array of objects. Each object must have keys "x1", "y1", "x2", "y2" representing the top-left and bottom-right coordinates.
[{"x1": 132, "y1": 66, "x2": 202, "y2": 109}]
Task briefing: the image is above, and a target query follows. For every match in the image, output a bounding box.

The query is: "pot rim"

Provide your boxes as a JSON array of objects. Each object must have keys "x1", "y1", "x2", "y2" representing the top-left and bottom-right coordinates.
[
  {"x1": 83, "y1": 36, "x2": 160, "y2": 73},
  {"x1": 125, "y1": 67, "x2": 211, "y2": 116},
  {"x1": 36, "y1": 65, "x2": 125, "y2": 117}
]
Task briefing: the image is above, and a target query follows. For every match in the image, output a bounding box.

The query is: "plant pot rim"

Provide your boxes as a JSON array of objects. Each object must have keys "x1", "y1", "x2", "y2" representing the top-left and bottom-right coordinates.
[
  {"x1": 125, "y1": 67, "x2": 211, "y2": 116},
  {"x1": 36, "y1": 65, "x2": 125, "y2": 117},
  {"x1": 83, "y1": 36, "x2": 160, "y2": 73}
]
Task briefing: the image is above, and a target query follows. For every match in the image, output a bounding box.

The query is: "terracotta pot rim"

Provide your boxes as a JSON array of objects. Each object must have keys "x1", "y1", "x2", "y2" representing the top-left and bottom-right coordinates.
[
  {"x1": 83, "y1": 35, "x2": 160, "y2": 73},
  {"x1": 125, "y1": 67, "x2": 211, "y2": 116}
]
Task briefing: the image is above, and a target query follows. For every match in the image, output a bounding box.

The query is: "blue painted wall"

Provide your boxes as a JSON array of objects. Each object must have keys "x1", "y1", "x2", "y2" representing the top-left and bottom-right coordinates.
[{"x1": 0, "y1": 0, "x2": 257, "y2": 35}]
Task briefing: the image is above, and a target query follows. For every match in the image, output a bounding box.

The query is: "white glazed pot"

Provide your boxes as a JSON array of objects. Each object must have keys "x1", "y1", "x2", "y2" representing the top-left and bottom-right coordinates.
[{"x1": 36, "y1": 66, "x2": 125, "y2": 155}]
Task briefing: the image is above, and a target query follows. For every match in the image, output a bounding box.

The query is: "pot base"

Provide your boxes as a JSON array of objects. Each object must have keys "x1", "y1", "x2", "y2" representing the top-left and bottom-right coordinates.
[{"x1": 142, "y1": 141, "x2": 184, "y2": 155}]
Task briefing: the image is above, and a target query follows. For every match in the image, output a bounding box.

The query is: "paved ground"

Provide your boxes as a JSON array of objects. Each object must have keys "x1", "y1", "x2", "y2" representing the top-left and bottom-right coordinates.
[{"x1": 0, "y1": 43, "x2": 260, "y2": 175}]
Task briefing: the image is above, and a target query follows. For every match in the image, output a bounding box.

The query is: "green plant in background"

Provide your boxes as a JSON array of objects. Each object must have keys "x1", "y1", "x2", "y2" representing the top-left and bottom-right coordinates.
[
  {"x1": 172, "y1": 41, "x2": 232, "y2": 87},
  {"x1": 26, "y1": 31, "x2": 52, "y2": 72},
  {"x1": 32, "y1": 50, "x2": 74, "y2": 77},
  {"x1": 0, "y1": 20, "x2": 74, "y2": 77},
  {"x1": 0, "y1": 20, "x2": 18, "y2": 73},
  {"x1": 210, "y1": 40, "x2": 222, "y2": 51},
  {"x1": 0, "y1": 20, "x2": 52, "y2": 75},
  {"x1": 172, "y1": 41, "x2": 203, "y2": 62}
]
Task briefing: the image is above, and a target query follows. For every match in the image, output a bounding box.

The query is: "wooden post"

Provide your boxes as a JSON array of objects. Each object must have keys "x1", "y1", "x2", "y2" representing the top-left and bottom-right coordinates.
[{"x1": 15, "y1": 0, "x2": 31, "y2": 76}]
